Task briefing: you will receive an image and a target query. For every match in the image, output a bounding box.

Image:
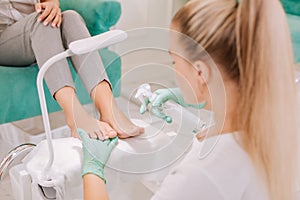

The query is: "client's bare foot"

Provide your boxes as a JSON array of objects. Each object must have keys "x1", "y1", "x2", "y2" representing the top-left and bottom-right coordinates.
[
  {"x1": 55, "y1": 86, "x2": 117, "y2": 139},
  {"x1": 68, "y1": 100, "x2": 117, "y2": 139},
  {"x1": 92, "y1": 81, "x2": 144, "y2": 139},
  {"x1": 101, "y1": 99, "x2": 144, "y2": 139}
]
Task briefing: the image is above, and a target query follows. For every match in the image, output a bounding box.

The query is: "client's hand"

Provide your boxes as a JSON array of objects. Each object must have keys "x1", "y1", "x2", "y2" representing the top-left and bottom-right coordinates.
[
  {"x1": 35, "y1": 0, "x2": 62, "y2": 27},
  {"x1": 78, "y1": 129, "x2": 118, "y2": 183}
]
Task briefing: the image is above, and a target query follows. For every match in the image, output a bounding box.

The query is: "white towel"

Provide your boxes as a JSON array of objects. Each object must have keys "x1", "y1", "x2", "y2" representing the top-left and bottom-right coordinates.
[{"x1": 23, "y1": 137, "x2": 83, "y2": 200}]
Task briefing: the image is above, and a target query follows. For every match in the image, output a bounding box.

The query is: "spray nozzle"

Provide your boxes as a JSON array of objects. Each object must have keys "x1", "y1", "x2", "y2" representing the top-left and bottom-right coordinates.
[
  {"x1": 135, "y1": 84, "x2": 157, "y2": 108},
  {"x1": 135, "y1": 84, "x2": 173, "y2": 123}
]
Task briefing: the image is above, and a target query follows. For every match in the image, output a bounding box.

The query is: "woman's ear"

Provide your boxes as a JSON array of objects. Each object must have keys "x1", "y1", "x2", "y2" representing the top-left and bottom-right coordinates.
[{"x1": 194, "y1": 60, "x2": 210, "y2": 85}]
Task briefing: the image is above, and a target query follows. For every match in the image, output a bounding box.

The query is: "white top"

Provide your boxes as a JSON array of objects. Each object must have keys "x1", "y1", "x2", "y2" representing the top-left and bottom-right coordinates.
[{"x1": 151, "y1": 133, "x2": 269, "y2": 200}]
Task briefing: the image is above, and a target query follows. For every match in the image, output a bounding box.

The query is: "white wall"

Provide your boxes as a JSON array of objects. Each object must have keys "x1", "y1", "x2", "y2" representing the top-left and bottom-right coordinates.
[
  {"x1": 116, "y1": 0, "x2": 190, "y2": 30},
  {"x1": 115, "y1": 0, "x2": 149, "y2": 30},
  {"x1": 113, "y1": 0, "x2": 190, "y2": 72}
]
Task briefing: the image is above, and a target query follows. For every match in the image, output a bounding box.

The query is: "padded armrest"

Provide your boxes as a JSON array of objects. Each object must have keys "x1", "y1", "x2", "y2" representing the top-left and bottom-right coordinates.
[{"x1": 59, "y1": 0, "x2": 121, "y2": 35}]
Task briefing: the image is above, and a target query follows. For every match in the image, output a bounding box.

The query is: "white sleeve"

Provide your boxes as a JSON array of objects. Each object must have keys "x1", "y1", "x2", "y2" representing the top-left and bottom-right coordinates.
[{"x1": 151, "y1": 164, "x2": 223, "y2": 200}]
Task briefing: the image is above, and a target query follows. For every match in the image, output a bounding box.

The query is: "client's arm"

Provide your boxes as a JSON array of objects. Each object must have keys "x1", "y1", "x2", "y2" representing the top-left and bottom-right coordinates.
[{"x1": 35, "y1": 0, "x2": 62, "y2": 27}]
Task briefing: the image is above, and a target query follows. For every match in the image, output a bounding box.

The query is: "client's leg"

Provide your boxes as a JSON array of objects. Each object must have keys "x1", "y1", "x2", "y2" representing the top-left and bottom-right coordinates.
[
  {"x1": 61, "y1": 10, "x2": 144, "y2": 138},
  {"x1": 54, "y1": 86, "x2": 116, "y2": 139},
  {"x1": 91, "y1": 81, "x2": 144, "y2": 138},
  {"x1": 0, "y1": 12, "x2": 115, "y2": 139},
  {"x1": 30, "y1": 12, "x2": 117, "y2": 139}
]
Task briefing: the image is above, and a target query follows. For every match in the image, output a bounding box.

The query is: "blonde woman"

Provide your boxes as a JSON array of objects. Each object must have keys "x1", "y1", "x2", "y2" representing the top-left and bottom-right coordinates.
[
  {"x1": 78, "y1": 0, "x2": 299, "y2": 199},
  {"x1": 0, "y1": 0, "x2": 144, "y2": 139}
]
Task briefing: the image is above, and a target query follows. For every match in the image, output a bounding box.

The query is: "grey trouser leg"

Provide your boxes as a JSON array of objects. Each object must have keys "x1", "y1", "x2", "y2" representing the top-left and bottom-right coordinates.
[{"x1": 0, "y1": 10, "x2": 109, "y2": 96}]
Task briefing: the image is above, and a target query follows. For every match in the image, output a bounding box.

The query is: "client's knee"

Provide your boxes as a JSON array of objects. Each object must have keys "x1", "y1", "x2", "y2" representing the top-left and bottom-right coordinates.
[
  {"x1": 28, "y1": 12, "x2": 62, "y2": 36},
  {"x1": 62, "y1": 10, "x2": 85, "y2": 24}
]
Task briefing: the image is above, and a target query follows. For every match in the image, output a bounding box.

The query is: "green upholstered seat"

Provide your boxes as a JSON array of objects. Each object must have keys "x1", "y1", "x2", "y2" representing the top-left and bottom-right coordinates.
[
  {"x1": 287, "y1": 14, "x2": 300, "y2": 63},
  {"x1": 281, "y1": 0, "x2": 300, "y2": 16},
  {"x1": 0, "y1": 0, "x2": 122, "y2": 124},
  {"x1": 281, "y1": 0, "x2": 300, "y2": 62}
]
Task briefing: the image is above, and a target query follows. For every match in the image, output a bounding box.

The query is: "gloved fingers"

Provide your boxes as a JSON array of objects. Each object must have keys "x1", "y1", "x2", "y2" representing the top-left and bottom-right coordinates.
[
  {"x1": 102, "y1": 139, "x2": 111, "y2": 146},
  {"x1": 168, "y1": 89, "x2": 184, "y2": 104},
  {"x1": 154, "y1": 88, "x2": 185, "y2": 106},
  {"x1": 152, "y1": 90, "x2": 170, "y2": 107},
  {"x1": 78, "y1": 129, "x2": 103, "y2": 152},
  {"x1": 151, "y1": 106, "x2": 173, "y2": 123},
  {"x1": 108, "y1": 137, "x2": 118, "y2": 149},
  {"x1": 154, "y1": 89, "x2": 166, "y2": 95},
  {"x1": 151, "y1": 106, "x2": 166, "y2": 118},
  {"x1": 187, "y1": 101, "x2": 206, "y2": 109},
  {"x1": 140, "y1": 97, "x2": 150, "y2": 114},
  {"x1": 77, "y1": 129, "x2": 90, "y2": 141},
  {"x1": 140, "y1": 104, "x2": 147, "y2": 114}
]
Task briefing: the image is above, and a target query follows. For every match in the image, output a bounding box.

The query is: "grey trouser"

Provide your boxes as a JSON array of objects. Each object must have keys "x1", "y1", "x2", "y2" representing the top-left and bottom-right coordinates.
[{"x1": 0, "y1": 10, "x2": 109, "y2": 96}]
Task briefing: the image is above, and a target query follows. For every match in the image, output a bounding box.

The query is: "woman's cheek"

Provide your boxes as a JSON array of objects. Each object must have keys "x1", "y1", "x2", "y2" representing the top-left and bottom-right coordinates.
[{"x1": 175, "y1": 65, "x2": 199, "y2": 104}]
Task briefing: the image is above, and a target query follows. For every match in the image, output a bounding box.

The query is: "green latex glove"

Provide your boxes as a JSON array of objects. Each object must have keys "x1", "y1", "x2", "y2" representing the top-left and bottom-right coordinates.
[
  {"x1": 140, "y1": 88, "x2": 206, "y2": 123},
  {"x1": 78, "y1": 129, "x2": 118, "y2": 183}
]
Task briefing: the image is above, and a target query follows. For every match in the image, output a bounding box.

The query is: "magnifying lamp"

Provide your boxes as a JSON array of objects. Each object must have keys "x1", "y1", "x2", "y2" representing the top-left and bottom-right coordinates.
[{"x1": 36, "y1": 30, "x2": 127, "y2": 184}]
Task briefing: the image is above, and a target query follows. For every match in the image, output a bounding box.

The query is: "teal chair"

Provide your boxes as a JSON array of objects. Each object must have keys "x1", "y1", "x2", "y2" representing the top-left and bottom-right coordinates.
[
  {"x1": 0, "y1": 0, "x2": 122, "y2": 124},
  {"x1": 281, "y1": 0, "x2": 300, "y2": 63}
]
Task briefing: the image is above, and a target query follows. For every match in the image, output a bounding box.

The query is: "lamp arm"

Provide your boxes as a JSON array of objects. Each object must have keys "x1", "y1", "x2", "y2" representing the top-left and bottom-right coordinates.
[{"x1": 36, "y1": 50, "x2": 74, "y2": 175}]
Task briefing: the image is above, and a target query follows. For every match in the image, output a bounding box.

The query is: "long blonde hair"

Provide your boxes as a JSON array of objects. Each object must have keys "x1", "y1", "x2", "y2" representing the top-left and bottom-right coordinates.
[{"x1": 173, "y1": 0, "x2": 298, "y2": 199}]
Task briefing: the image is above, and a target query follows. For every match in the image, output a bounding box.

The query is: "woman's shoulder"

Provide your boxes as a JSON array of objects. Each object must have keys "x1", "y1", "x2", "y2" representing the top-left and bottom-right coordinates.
[
  {"x1": 153, "y1": 134, "x2": 268, "y2": 200},
  {"x1": 182, "y1": 133, "x2": 252, "y2": 169},
  {"x1": 185, "y1": 134, "x2": 259, "y2": 184}
]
